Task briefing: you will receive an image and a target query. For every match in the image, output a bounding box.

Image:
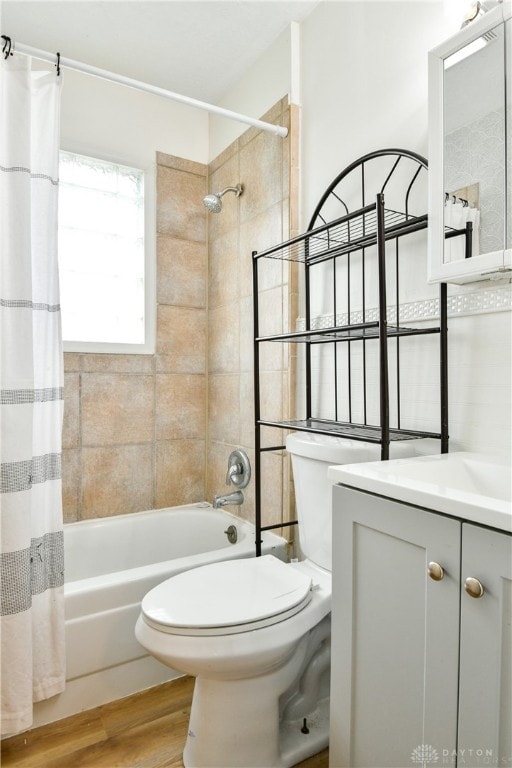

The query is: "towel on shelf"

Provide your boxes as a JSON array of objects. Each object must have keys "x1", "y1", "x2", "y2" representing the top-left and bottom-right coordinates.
[{"x1": 444, "y1": 196, "x2": 479, "y2": 262}]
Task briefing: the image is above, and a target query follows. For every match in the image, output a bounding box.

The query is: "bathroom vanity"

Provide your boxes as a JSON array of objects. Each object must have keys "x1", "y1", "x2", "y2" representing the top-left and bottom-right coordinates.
[{"x1": 328, "y1": 453, "x2": 511, "y2": 768}]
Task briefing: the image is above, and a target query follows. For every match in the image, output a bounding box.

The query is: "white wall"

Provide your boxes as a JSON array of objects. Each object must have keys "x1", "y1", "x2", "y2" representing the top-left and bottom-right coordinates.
[
  {"x1": 300, "y1": 1, "x2": 456, "y2": 225},
  {"x1": 299, "y1": 1, "x2": 510, "y2": 456},
  {"x1": 208, "y1": 23, "x2": 298, "y2": 161},
  {"x1": 218, "y1": 0, "x2": 511, "y2": 457},
  {"x1": 60, "y1": 68, "x2": 208, "y2": 169},
  {"x1": 60, "y1": 23, "x2": 292, "y2": 168}
]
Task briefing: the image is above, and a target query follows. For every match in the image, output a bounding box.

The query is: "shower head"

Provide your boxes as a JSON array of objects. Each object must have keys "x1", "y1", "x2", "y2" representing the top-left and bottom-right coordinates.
[{"x1": 203, "y1": 183, "x2": 243, "y2": 213}]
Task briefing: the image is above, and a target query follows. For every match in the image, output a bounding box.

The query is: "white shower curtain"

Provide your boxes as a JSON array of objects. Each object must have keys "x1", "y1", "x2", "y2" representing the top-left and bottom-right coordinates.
[{"x1": 0, "y1": 54, "x2": 65, "y2": 734}]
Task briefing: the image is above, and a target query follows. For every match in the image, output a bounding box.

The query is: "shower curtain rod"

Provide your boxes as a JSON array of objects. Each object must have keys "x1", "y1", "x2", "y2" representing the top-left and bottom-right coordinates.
[{"x1": 3, "y1": 39, "x2": 289, "y2": 138}]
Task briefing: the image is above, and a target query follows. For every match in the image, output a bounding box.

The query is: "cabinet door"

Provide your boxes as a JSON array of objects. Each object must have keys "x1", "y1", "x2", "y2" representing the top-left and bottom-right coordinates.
[
  {"x1": 458, "y1": 524, "x2": 512, "y2": 766},
  {"x1": 330, "y1": 485, "x2": 461, "y2": 768}
]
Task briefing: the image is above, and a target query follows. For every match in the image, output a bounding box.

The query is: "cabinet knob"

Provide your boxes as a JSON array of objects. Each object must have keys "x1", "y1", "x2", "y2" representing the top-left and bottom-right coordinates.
[
  {"x1": 464, "y1": 577, "x2": 484, "y2": 599},
  {"x1": 427, "y1": 562, "x2": 445, "y2": 581}
]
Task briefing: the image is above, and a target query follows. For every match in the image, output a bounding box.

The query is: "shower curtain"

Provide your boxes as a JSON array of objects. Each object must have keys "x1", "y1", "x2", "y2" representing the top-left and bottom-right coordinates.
[{"x1": 0, "y1": 54, "x2": 65, "y2": 734}]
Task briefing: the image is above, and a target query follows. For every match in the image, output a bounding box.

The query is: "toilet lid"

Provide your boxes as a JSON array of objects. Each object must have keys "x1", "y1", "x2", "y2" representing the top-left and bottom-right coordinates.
[{"x1": 141, "y1": 555, "x2": 313, "y2": 636}]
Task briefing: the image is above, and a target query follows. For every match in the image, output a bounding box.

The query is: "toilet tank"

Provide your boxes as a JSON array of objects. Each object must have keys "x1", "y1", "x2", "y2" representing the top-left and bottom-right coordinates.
[
  {"x1": 286, "y1": 433, "x2": 385, "y2": 571},
  {"x1": 286, "y1": 432, "x2": 435, "y2": 571}
]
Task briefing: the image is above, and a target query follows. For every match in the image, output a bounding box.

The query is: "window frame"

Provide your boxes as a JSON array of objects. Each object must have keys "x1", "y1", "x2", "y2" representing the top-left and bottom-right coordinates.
[{"x1": 59, "y1": 148, "x2": 156, "y2": 355}]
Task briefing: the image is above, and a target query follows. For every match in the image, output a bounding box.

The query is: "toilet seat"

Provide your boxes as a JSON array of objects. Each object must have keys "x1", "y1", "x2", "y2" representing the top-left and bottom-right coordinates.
[{"x1": 141, "y1": 555, "x2": 313, "y2": 636}]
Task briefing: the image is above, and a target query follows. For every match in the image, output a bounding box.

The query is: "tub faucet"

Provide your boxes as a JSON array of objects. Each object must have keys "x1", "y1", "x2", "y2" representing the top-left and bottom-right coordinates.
[
  {"x1": 226, "y1": 462, "x2": 243, "y2": 485},
  {"x1": 225, "y1": 449, "x2": 251, "y2": 488},
  {"x1": 213, "y1": 490, "x2": 244, "y2": 509}
]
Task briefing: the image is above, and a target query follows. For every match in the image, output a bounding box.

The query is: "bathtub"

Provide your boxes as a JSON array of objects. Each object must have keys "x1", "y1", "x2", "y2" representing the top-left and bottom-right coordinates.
[{"x1": 32, "y1": 503, "x2": 287, "y2": 727}]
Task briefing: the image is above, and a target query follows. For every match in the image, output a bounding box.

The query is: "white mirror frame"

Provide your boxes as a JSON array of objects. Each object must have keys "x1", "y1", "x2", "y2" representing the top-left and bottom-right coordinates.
[{"x1": 428, "y1": 2, "x2": 512, "y2": 285}]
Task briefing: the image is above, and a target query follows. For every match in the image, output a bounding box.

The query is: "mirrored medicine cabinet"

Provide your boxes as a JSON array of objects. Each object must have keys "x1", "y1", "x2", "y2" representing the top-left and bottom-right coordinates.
[{"x1": 428, "y1": 2, "x2": 511, "y2": 284}]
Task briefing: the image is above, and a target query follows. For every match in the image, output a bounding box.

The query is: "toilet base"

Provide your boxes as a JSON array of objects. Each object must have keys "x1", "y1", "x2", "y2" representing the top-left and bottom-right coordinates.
[
  {"x1": 182, "y1": 674, "x2": 329, "y2": 768},
  {"x1": 181, "y1": 629, "x2": 330, "y2": 768},
  {"x1": 280, "y1": 695, "x2": 330, "y2": 767}
]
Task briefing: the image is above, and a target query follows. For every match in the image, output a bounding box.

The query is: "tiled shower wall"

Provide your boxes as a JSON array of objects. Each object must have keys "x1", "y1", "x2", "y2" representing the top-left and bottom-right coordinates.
[
  {"x1": 206, "y1": 98, "x2": 299, "y2": 529},
  {"x1": 62, "y1": 153, "x2": 208, "y2": 521},
  {"x1": 62, "y1": 98, "x2": 298, "y2": 526}
]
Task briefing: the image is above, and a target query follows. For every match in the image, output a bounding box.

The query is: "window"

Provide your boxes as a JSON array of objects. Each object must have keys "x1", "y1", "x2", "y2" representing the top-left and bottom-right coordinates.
[{"x1": 58, "y1": 151, "x2": 155, "y2": 353}]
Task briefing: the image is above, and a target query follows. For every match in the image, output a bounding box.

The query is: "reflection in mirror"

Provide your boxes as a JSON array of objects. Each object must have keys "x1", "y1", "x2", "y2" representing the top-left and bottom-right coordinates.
[
  {"x1": 507, "y1": 18, "x2": 511, "y2": 251},
  {"x1": 443, "y1": 22, "x2": 505, "y2": 263}
]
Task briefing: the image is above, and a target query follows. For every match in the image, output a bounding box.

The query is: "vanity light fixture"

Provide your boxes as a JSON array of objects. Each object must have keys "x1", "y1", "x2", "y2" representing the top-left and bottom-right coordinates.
[{"x1": 444, "y1": 29, "x2": 495, "y2": 67}]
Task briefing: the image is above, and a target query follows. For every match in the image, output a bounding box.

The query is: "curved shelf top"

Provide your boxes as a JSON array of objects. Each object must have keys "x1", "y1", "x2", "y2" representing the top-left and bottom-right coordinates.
[{"x1": 308, "y1": 148, "x2": 428, "y2": 232}]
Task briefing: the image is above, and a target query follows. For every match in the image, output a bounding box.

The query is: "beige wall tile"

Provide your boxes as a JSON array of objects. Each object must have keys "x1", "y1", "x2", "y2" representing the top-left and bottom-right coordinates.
[
  {"x1": 81, "y1": 373, "x2": 154, "y2": 446},
  {"x1": 288, "y1": 257, "x2": 300, "y2": 299},
  {"x1": 281, "y1": 198, "x2": 291, "y2": 247},
  {"x1": 259, "y1": 423, "x2": 287, "y2": 452},
  {"x1": 239, "y1": 372, "x2": 255, "y2": 448},
  {"x1": 208, "y1": 229, "x2": 239, "y2": 310},
  {"x1": 155, "y1": 439, "x2": 205, "y2": 507},
  {"x1": 157, "y1": 166, "x2": 206, "y2": 243},
  {"x1": 157, "y1": 305, "x2": 206, "y2": 373},
  {"x1": 81, "y1": 444, "x2": 153, "y2": 518},
  {"x1": 282, "y1": 369, "x2": 290, "y2": 422},
  {"x1": 208, "y1": 374, "x2": 240, "y2": 445},
  {"x1": 156, "y1": 152, "x2": 207, "y2": 176},
  {"x1": 207, "y1": 154, "x2": 240, "y2": 242},
  {"x1": 62, "y1": 448, "x2": 80, "y2": 523},
  {"x1": 63, "y1": 372, "x2": 80, "y2": 450},
  {"x1": 237, "y1": 448, "x2": 256, "y2": 524},
  {"x1": 205, "y1": 97, "x2": 295, "y2": 535},
  {"x1": 240, "y1": 132, "x2": 282, "y2": 224},
  {"x1": 259, "y1": 371, "x2": 283, "y2": 423},
  {"x1": 260, "y1": 451, "x2": 284, "y2": 528},
  {"x1": 64, "y1": 353, "x2": 80, "y2": 372},
  {"x1": 208, "y1": 303, "x2": 240, "y2": 374},
  {"x1": 81, "y1": 355, "x2": 153, "y2": 374},
  {"x1": 157, "y1": 236, "x2": 206, "y2": 308},
  {"x1": 156, "y1": 374, "x2": 206, "y2": 440},
  {"x1": 259, "y1": 339, "x2": 284, "y2": 374},
  {"x1": 257, "y1": 286, "x2": 284, "y2": 338},
  {"x1": 239, "y1": 297, "x2": 254, "y2": 374},
  {"x1": 239, "y1": 204, "x2": 284, "y2": 298},
  {"x1": 282, "y1": 109, "x2": 291, "y2": 200}
]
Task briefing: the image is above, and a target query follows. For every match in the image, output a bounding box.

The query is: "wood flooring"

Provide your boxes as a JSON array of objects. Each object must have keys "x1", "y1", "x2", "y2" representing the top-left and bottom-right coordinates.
[{"x1": 1, "y1": 676, "x2": 329, "y2": 768}]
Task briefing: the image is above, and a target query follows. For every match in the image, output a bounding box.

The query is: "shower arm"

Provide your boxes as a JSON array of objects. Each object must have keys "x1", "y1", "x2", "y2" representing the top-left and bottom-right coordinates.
[{"x1": 218, "y1": 186, "x2": 242, "y2": 199}]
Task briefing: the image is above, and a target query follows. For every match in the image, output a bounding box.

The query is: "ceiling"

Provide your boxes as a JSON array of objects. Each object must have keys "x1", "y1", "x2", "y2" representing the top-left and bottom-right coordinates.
[{"x1": 1, "y1": 1, "x2": 319, "y2": 103}]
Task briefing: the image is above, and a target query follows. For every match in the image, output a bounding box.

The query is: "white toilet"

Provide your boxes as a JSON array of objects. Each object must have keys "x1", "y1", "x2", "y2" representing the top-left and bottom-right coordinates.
[{"x1": 135, "y1": 432, "x2": 431, "y2": 768}]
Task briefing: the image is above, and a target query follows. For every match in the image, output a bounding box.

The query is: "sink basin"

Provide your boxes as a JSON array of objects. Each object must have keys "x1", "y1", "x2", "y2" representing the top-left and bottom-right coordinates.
[{"x1": 328, "y1": 452, "x2": 512, "y2": 531}]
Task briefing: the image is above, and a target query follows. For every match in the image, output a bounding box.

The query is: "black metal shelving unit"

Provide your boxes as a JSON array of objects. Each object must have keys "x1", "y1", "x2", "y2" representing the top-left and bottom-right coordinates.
[{"x1": 252, "y1": 149, "x2": 453, "y2": 556}]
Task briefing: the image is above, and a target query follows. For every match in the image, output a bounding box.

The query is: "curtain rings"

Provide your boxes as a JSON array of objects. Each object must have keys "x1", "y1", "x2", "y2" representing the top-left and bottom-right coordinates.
[{"x1": 1, "y1": 35, "x2": 13, "y2": 60}]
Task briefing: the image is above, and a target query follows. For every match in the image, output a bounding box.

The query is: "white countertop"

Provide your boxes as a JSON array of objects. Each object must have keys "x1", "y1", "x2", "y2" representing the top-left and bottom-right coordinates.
[{"x1": 328, "y1": 452, "x2": 512, "y2": 533}]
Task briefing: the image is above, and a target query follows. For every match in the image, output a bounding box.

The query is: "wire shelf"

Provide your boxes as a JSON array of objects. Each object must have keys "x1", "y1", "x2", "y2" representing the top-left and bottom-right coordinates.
[
  {"x1": 257, "y1": 418, "x2": 443, "y2": 443},
  {"x1": 257, "y1": 324, "x2": 441, "y2": 344},
  {"x1": 255, "y1": 205, "x2": 428, "y2": 264},
  {"x1": 252, "y1": 149, "x2": 449, "y2": 556}
]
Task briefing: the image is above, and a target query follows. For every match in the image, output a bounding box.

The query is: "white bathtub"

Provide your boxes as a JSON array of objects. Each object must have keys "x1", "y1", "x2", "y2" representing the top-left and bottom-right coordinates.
[{"x1": 33, "y1": 503, "x2": 287, "y2": 727}]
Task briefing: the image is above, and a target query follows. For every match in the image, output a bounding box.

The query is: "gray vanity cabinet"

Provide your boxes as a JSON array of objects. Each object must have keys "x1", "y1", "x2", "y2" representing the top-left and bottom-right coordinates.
[
  {"x1": 458, "y1": 523, "x2": 512, "y2": 765},
  {"x1": 329, "y1": 485, "x2": 460, "y2": 767},
  {"x1": 330, "y1": 484, "x2": 512, "y2": 768}
]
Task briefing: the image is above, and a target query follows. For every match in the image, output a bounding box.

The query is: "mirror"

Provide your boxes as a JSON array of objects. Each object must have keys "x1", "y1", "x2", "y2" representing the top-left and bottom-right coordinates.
[
  {"x1": 428, "y1": 3, "x2": 512, "y2": 284},
  {"x1": 507, "y1": 17, "x2": 512, "y2": 253},
  {"x1": 443, "y1": 22, "x2": 505, "y2": 262}
]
